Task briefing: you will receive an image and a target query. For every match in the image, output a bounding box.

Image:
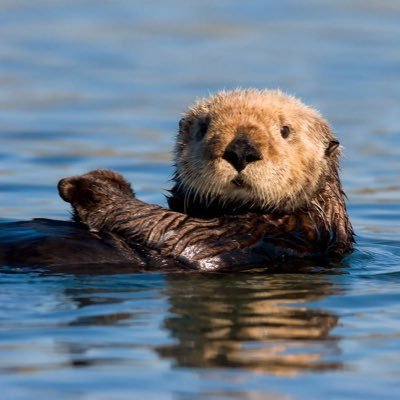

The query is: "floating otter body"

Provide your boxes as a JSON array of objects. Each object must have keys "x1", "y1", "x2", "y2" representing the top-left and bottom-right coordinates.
[{"x1": 0, "y1": 89, "x2": 354, "y2": 272}]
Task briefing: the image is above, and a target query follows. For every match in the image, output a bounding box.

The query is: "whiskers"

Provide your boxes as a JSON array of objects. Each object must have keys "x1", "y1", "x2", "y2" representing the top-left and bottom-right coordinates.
[{"x1": 174, "y1": 156, "x2": 322, "y2": 215}]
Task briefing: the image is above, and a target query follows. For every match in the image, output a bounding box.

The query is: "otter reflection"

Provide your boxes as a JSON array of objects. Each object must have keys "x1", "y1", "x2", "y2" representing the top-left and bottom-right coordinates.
[{"x1": 158, "y1": 273, "x2": 342, "y2": 375}]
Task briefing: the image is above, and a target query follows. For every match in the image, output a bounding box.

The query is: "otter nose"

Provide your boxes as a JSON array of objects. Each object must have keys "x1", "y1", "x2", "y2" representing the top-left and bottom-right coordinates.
[{"x1": 222, "y1": 134, "x2": 262, "y2": 172}]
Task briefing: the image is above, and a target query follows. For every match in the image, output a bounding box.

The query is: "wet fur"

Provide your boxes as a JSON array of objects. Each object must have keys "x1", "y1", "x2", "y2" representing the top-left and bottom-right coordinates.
[
  {"x1": 1, "y1": 89, "x2": 354, "y2": 271},
  {"x1": 57, "y1": 88, "x2": 354, "y2": 271},
  {"x1": 58, "y1": 166, "x2": 353, "y2": 271}
]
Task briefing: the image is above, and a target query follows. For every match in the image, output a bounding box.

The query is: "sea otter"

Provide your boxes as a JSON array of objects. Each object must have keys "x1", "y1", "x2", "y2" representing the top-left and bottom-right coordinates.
[
  {"x1": 0, "y1": 89, "x2": 353, "y2": 271},
  {"x1": 56, "y1": 89, "x2": 354, "y2": 271}
]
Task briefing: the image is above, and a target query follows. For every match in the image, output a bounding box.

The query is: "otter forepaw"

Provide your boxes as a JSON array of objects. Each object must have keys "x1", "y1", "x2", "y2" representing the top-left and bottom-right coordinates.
[{"x1": 58, "y1": 169, "x2": 135, "y2": 206}]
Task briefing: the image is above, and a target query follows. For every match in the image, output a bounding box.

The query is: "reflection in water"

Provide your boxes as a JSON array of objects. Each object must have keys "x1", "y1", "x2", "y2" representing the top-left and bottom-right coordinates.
[
  {"x1": 16, "y1": 272, "x2": 343, "y2": 377},
  {"x1": 158, "y1": 273, "x2": 342, "y2": 375}
]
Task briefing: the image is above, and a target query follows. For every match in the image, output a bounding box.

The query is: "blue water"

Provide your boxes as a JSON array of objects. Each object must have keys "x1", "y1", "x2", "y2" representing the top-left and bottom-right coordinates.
[{"x1": 1, "y1": 1, "x2": 400, "y2": 399}]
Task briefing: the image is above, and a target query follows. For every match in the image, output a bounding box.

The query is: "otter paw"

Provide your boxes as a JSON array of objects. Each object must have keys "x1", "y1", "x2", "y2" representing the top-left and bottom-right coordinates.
[{"x1": 58, "y1": 169, "x2": 135, "y2": 205}]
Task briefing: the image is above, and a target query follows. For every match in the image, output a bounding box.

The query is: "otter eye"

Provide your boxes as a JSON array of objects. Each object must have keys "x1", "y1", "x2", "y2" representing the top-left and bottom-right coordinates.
[
  {"x1": 280, "y1": 125, "x2": 291, "y2": 139},
  {"x1": 196, "y1": 116, "x2": 210, "y2": 140}
]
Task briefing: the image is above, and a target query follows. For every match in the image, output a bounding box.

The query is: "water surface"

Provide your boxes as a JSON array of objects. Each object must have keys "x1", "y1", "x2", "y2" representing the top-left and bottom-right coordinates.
[{"x1": 1, "y1": 1, "x2": 400, "y2": 399}]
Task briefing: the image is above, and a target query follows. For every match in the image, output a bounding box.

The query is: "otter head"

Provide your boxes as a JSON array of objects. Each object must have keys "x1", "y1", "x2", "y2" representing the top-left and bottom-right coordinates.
[{"x1": 171, "y1": 89, "x2": 341, "y2": 215}]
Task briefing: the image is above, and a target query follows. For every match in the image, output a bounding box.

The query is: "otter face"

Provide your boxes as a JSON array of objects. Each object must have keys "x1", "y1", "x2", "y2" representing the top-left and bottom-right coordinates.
[{"x1": 175, "y1": 89, "x2": 340, "y2": 212}]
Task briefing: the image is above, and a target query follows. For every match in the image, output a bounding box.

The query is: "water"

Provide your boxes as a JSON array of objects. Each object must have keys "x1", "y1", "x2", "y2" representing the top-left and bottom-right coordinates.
[{"x1": 1, "y1": 0, "x2": 400, "y2": 399}]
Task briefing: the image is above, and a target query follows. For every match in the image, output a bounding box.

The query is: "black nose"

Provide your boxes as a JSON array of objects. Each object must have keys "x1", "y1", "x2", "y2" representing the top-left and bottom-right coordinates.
[{"x1": 222, "y1": 134, "x2": 262, "y2": 172}]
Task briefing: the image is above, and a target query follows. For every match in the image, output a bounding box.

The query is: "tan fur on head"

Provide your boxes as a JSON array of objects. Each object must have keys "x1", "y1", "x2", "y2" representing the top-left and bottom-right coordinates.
[{"x1": 174, "y1": 89, "x2": 340, "y2": 213}]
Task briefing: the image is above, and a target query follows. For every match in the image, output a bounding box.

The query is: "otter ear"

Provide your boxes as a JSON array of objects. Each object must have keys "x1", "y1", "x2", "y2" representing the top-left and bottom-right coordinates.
[
  {"x1": 325, "y1": 140, "x2": 340, "y2": 156},
  {"x1": 178, "y1": 116, "x2": 194, "y2": 137},
  {"x1": 178, "y1": 117, "x2": 186, "y2": 132},
  {"x1": 193, "y1": 115, "x2": 210, "y2": 140}
]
